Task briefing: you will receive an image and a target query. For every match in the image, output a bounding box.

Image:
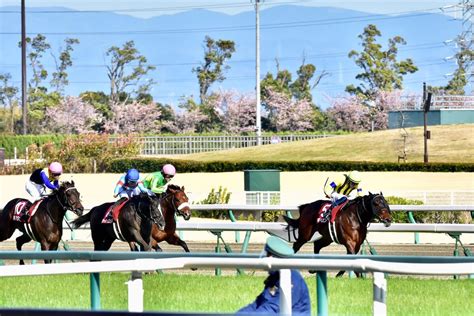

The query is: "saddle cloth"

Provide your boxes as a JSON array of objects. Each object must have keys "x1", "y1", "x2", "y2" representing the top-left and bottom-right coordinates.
[
  {"x1": 102, "y1": 198, "x2": 129, "y2": 224},
  {"x1": 317, "y1": 200, "x2": 348, "y2": 224},
  {"x1": 13, "y1": 199, "x2": 43, "y2": 223}
]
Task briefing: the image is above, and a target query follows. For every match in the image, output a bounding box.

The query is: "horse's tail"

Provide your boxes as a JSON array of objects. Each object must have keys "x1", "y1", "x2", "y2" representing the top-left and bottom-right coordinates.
[
  {"x1": 71, "y1": 209, "x2": 92, "y2": 229},
  {"x1": 283, "y1": 215, "x2": 299, "y2": 229}
]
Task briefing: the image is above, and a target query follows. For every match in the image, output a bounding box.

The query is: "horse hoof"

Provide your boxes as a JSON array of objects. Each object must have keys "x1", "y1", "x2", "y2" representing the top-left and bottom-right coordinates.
[
  {"x1": 308, "y1": 270, "x2": 317, "y2": 274},
  {"x1": 191, "y1": 267, "x2": 197, "y2": 271}
]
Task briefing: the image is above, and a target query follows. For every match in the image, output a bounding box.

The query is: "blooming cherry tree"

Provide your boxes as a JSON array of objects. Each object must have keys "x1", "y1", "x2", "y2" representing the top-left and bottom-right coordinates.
[
  {"x1": 265, "y1": 89, "x2": 314, "y2": 131},
  {"x1": 209, "y1": 90, "x2": 256, "y2": 133},
  {"x1": 103, "y1": 101, "x2": 161, "y2": 134},
  {"x1": 44, "y1": 96, "x2": 101, "y2": 134}
]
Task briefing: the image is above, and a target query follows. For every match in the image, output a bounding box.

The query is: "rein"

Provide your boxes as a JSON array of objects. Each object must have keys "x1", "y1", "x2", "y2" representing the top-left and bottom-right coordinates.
[{"x1": 46, "y1": 186, "x2": 77, "y2": 227}]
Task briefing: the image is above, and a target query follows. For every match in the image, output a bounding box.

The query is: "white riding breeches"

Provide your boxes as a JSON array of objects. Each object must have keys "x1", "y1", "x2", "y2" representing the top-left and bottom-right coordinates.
[{"x1": 25, "y1": 180, "x2": 47, "y2": 202}]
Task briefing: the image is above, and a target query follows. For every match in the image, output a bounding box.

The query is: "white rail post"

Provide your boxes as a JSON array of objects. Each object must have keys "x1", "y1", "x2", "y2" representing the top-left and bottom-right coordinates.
[
  {"x1": 373, "y1": 272, "x2": 387, "y2": 316},
  {"x1": 127, "y1": 271, "x2": 144, "y2": 312},
  {"x1": 280, "y1": 269, "x2": 292, "y2": 315}
]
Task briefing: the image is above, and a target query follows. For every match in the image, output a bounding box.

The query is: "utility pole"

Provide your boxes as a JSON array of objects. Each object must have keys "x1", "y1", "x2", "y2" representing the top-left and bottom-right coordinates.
[
  {"x1": 253, "y1": 0, "x2": 263, "y2": 145},
  {"x1": 443, "y1": 0, "x2": 473, "y2": 94},
  {"x1": 422, "y1": 82, "x2": 432, "y2": 164},
  {"x1": 21, "y1": 0, "x2": 27, "y2": 135}
]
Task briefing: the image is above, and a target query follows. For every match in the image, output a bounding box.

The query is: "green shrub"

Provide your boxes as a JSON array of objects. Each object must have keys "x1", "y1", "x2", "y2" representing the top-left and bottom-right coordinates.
[
  {"x1": 107, "y1": 158, "x2": 474, "y2": 173},
  {"x1": 195, "y1": 186, "x2": 232, "y2": 219},
  {"x1": 385, "y1": 196, "x2": 471, "y2": 224},
  {"x1": 385, "y1": 196, "x2": 424, "y2": 223}
]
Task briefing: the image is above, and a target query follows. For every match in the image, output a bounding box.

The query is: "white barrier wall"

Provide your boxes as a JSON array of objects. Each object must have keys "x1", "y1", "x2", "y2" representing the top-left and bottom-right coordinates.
[{"x1": 1, "y1": 171, "x2": 473, "y2": 207}]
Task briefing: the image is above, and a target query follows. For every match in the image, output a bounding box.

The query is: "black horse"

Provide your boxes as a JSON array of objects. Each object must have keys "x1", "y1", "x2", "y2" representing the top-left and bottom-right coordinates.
[
  {"x1": 284, "y1": 192, "x2": 392, "y2": 277},
  {"x1": 72, "y1": 193, "x2": 161, "y2": 251},
  {"x1": 0, "y1": 181, "x2": 84, "y2": 264},
  {"x1": 149, "y1": 185, "x2": 192, "y2": 252}
]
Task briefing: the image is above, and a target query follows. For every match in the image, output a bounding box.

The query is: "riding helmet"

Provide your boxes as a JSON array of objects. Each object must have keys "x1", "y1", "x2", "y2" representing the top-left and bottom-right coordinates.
[
  {"x1": 347, "y1": 170, "x2": 361, "y2": 183},
  {"x1": 48, "y1": 161, "x2": 63, "y2": 174},
  {"x1": 162, "y1": 164, "x2": 176, "y2": 176},
  {"x1": 126, "y1": 168, "x2": 140, "y2": 182}
]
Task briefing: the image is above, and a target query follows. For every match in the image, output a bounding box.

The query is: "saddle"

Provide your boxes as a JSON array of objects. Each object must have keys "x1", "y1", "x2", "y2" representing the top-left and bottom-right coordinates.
[
  {"x1": 13, "y1": 199, "x2": 43, "y2": 223},
  {"x1": 102, "y1": 198, "x2": 129, "y2": 224},
  {"x1": 317, "y1": 200, "x2": 349, "y2": 224}
]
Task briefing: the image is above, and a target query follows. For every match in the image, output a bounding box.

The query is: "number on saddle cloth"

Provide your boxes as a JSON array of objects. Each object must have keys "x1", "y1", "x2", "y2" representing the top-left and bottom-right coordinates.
[{"x1": 14, "y1": 200, "x2": 42, "y2": 223}]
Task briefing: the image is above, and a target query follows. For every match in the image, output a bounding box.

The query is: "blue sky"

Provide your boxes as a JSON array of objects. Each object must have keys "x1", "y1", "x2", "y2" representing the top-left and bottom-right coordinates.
[{"x1": 0, "y1": 0, "x2": 459, "y2": 18}]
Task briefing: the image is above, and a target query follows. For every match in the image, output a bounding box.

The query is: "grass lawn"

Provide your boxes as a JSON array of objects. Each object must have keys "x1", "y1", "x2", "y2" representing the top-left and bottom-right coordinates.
[
  {"x1": 173, "y1": 124, "x2": 474, "y2": 163},
  {"x1": 0, "y1": 273, "x2": 472, "y2": 315}
]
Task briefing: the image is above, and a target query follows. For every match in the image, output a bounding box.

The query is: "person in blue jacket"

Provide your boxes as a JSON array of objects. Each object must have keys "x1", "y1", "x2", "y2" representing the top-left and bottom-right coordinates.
[
  {"x1": 237, "y1": 236, "x2": 311, "y2": 315},
  {"x1": 113, "y1": 168, "x2": 150, "y2": 199},
  {"x1": 25, "y1": 161, "x2": 63, "y2": 202}
]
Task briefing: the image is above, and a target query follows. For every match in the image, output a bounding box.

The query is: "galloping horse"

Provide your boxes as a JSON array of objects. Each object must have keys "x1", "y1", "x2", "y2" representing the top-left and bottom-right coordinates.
[
  {"x1": 284, "y1": 192, "x2": 392, "y2": 277},
  {"x1": 72, "y1": 193, "x2": 161, "y2": 251},
  {"x1": 0, "y1": 181, "x2": 84, "y2": 264},
  {"x1": 150, "y1": 185, "x2": 192, "y2": 252}
]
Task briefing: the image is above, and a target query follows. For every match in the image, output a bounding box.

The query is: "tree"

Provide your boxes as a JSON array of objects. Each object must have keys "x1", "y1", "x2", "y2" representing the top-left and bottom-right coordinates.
[
  {"x1": 261, "y1": 58, "x2": 328, "y2": 103},
  {"x1": 265, "y1": 89, "x2": 314, "y2": 132},
  {"x1": 346, "y1": 24, "x2": 418, "y2": 99},
  {"x1": 290, "y1": 62, "x2": 329, "y2": 102},
  {"x1": 102, "y1": 101, "x2": 161, "y2": 134},
  {"x1": 21, "y1": 34, "x2": 51, "y2": 93},
  {"x1": 193, "y1": 36, "x2": 236, "y2": 103},
  {"x1": 208, "y1": 90, "x2": 256, "y2": 133},
  {"x1": 106, "y1": 41, "x2": 156, "y2": 104},
  {"x1": 50, "y1": 38, "x2": 80, "y2": 94},
  {"x1": 0, "y1": 73, "x2": 19, "y2": 133},
  {"x1": 44, "y1": 96, "x2": 101, "y2": 134}
]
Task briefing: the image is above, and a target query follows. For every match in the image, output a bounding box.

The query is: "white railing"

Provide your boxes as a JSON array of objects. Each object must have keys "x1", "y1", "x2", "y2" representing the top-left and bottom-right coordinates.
[
  {"x1": 122, "y1": 134, "x2": 333, "y2": 155},
  {"x1": 0, "y1": 253, "x2": 472, "y2": 315}
]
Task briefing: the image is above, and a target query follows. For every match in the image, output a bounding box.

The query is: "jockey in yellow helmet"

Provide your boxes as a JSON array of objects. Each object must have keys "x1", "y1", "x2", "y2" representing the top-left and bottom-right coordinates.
[{"x1": 321, "y1": 171, "x2": 363, "y2": 222}]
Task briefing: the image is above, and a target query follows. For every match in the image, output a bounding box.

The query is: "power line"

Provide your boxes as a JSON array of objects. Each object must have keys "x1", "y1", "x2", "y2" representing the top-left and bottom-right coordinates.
[
  {"x1": 0, "y1": 41, "x2": 450, "y2": 69},
  {"x1": 0, "y1": 8, "x2": 461, "y2": 36}
]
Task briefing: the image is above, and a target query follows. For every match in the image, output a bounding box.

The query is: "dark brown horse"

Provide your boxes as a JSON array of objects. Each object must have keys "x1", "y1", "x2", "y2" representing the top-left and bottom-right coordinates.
[
  {"x1": 72, "y1": 193, "x2": 161, "y2": 251},
  {"x1": 150, "y1": 185, "x2": 192, "y2": 252},
  {"x1": 284, "y1": 192, "x2": 392, "y2": 277},
  {"x1": 0, "y1": 181, "x2": 84, "y2": 264}
]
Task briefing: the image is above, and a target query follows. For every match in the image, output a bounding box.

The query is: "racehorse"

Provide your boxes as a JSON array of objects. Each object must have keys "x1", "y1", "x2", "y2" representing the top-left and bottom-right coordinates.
[
  {"x1": 0, "y1": 181, "x2": 84, "y2": 264},
  {"x1": 72, "y1": 193, "x2": 161, "y2": 251},
  {"x1": 284, "y1": 192, "x2": 392, "y2": 277},
  {"x1": 150, "y1": 184, "x2": 192, "y2": 252}
]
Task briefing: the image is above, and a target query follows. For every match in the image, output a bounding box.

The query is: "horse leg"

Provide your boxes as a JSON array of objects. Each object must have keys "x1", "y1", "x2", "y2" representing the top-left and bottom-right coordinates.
[
  {"x1": 94, "y1": 238, "x2": 114, "y2": 251},
  {"x1": 40, "y1": 241, "x2": 57, "y2": 264},
  {"x1": 166, "y1": 233, "x2": 190, "y2": 252},
  {"x1": 308, "y1": 238, "x2": 332, "y2": 274},
  {"x1": 16, "y1": 234, "x2": 32, "y2": 265},
  {"x1": 336, "y1": 242, "x2": 360, "y2": 278},
  {"x1": 128, "y1": 230, "x2": 152, "y2": 252}
]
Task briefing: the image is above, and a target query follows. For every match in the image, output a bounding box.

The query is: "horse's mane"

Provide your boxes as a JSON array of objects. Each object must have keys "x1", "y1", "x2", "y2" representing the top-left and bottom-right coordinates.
[{"x1": 167, "y1": 184, "x2": 182, "y2": 191}]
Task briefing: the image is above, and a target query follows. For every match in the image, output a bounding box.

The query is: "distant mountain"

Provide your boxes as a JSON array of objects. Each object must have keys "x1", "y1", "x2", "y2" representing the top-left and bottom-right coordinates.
[{"x1": 0, "y1": 5, "x2": 462, "y2": 108}]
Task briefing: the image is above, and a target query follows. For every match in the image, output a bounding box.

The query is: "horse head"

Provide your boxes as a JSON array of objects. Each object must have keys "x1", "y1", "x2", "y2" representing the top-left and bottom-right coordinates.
[
  {"x1": 368, "y1": 192, "x2": 392, "y2": 227},
  {"x1": 165, "y1": 184, "x2": 191, "y2": 220},
  {"x1": 56, "y1": 181, "x2": 84, "y2": 216}
]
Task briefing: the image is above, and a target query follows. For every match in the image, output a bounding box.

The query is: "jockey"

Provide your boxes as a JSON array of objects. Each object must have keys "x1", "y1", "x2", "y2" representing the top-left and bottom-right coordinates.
[
  {"x1": 143, "y1": 164, "x2": 176, "y2": 195},
  {"x1": 25, "y1": 161, "x2": 63, "y2": 202},
  {"x1": 321, "y1": 170, "x2": 363, "y2": 222},
  {"x1": 113, "y1": 168, "x2": 150, "y2": 199}
]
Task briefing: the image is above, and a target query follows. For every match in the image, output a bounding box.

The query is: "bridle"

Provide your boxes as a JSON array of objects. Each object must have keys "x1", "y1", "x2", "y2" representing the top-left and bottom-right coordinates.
[
  {"x1": 46, "y1": 186, "x2": 81, "y2": 225},
  {"x1": 160, "y1": 190, "x2": 190, "y2": 218},
  {"x1": 358, "y1": 194, "x2": 390, "y2": 226},
  {"x1": 55, "y1": 186, "x2": 80, "y2": 213}
]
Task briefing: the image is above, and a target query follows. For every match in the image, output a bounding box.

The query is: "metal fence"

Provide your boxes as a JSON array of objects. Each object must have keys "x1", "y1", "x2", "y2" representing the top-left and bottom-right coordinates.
[{"x1": 132, "y1": 134, "x2": 333, "y2": 155}]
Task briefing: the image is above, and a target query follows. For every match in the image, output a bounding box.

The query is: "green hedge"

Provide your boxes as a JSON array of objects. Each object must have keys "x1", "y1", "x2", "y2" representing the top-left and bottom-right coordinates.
[
  {"x1": 0, "y1": 134, "x2": 67, "y2": 158},
  {"x1": 108, "y1": 158, "x2": 474, "y2": 173}
]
